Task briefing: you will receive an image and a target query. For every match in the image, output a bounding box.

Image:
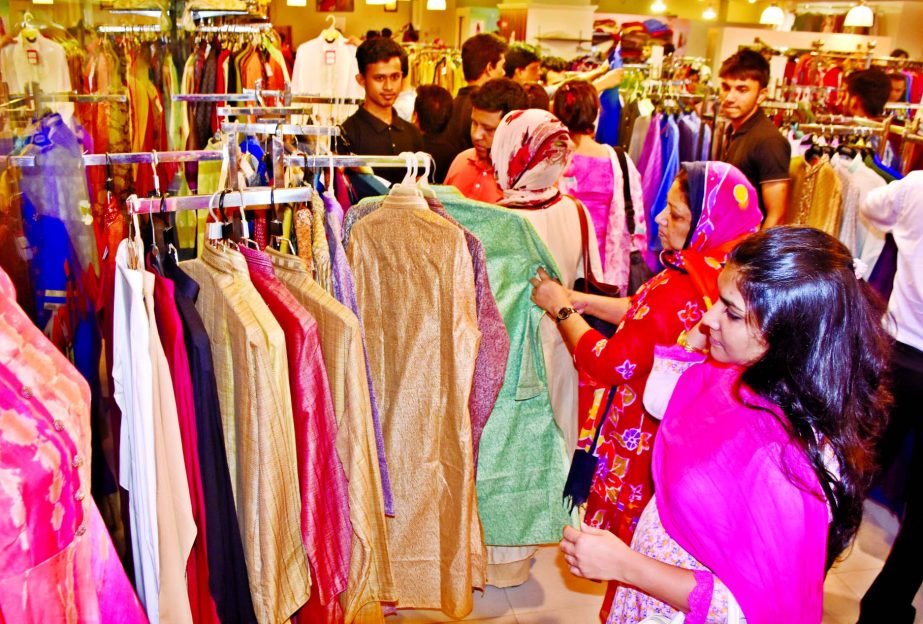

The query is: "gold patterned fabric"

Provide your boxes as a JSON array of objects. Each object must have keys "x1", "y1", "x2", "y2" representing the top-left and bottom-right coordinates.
[
  {"x1": 179, "y1": 244, "x2": 310, "y2": 624},
  {"x1": 311, "y1": 193, "x2": 334, "y2": 295},
  {"x1": 787, "y1": 156, "x2": 843, "y2": 235},
  {"x1": 143, "y1": 270, "x2": 196, "y2": 624},
  {"x1": 294, "y1": 204, "x2": 314, "y2": 274},
  {"x1": 347, "y1": 188, "x2": 485, "y2": 618},
  {"x1": 266, "y1": 247, "x2": 394, "y2": 624}
]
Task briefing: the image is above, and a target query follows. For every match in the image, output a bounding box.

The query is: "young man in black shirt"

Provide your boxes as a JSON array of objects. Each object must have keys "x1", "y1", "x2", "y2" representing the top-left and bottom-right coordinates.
[
  {"x1": 718, "y1": 49, "x2": 790, "y2": 228},
  {"x1": 442, "y1": 33, "x2": 508, "y2": 156},
  {"x1": 341, "y1": 37, "x2": 423, "y2": 185}
]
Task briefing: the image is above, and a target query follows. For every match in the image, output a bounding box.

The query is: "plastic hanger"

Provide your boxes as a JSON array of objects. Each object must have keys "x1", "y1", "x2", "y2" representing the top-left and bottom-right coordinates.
[
  {"x1": 321, "y1": 15, "x2": 339, "y2": 43},
  {"x1": 415, "y1": 151, "x2": 437, "y2": 199}
]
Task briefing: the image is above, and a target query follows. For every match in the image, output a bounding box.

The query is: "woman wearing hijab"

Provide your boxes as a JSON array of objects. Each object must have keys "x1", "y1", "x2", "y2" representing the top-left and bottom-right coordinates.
[
  {"x1": 487, "y1": 108, "x2": 603, "y2": 588},
  {"x1": 558, "y1": 227, "x2": 891, "y2": 624},
  {"x1": 530, "y1": 161, "x2": 763, "y2": 617}
]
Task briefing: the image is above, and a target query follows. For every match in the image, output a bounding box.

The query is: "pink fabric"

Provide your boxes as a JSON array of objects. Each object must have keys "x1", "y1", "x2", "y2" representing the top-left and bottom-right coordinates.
[
  {"x1": 0, "y1": 268, "x2": 147, "y2": 623},
  {"x1": 561, "y1": 154, "x2": 612, "y2": 269},
  {"x1": 237, "y1": 246, "x2": 352, "y2": 624},
  {"x1": 150, "y1": 268, "x2": 221, "y2": 624},
  {"x1": 687, "y1": 570, "x2": 714, "y2": 624},
  {"x1": 654, "y1": 361, "x2": 828, "y2": 624}
]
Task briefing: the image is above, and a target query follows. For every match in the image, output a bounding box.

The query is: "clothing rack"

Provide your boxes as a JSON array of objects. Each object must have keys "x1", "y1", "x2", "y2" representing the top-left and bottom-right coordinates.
[
  {"x1": 196, "y1": 23, "x2": 273, "y2": 33},
  {"x1": 126, "y1": 153, "x2": 433, "y2": 214},
  {"x1": 97, "y1": 24, "x2": 164, "y2": 33},
  {"x1": 174, "y1": 80, "x2": 364, "y2": 107},
  {"x1": 220, "y1": 122, "x2": 339, "y2": 136},
  {"x1": 0, "y1": 149, "x2": 224, "y2": 169}
]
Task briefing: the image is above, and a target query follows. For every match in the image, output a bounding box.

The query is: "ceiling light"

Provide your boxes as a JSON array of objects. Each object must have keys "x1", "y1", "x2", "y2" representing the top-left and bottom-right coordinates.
[
  {"x1": 287, "y1": 0, "x2": 306, "y2": 5},
  {"x1": 844, "y1": 1, "x2": 874, "y2": 27},
  {"x1": 760, "y1": 3, "x2": 785, "y2": 25},
  {"x1": 651, "y1": 0, "x2": 666, "y2": 13},
  {"x1": 367, "y1": 0, "x2": 386, "y2": 4},
  {"x1": 702, "y1": 5, "x2": 717, "y2": 19},
  {"x1": 426, "y1": 0, "x2": 446, "y2": 8},
  {"x1": 32, "y1": 0, "x2": 53, "y2": 4}
]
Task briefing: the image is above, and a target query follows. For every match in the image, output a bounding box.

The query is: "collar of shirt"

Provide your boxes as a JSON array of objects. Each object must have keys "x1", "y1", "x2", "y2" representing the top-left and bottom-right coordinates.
[
  {"x1": 163, "y1": 253, "x2": 200, "y2": 302},
  {"x1": 465, "y1": 151, "x2": 493, "y2": 172},
  {"x1": 356, "y1": 106, "x2": 411, "y2": 135},
  {"x1": 264, "y1": 247, "x2": 310, "y2": 275},
  {"x1": 237, "y1": 246, "x2": 276, "y2": 279},
  {"x1": 729, "y1": 108, "x2": 768, "y2": 138}
]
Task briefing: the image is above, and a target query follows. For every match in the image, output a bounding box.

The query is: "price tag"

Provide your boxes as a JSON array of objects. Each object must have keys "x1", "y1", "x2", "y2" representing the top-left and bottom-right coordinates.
[
  {"x1": 26, "y1": 49, "x2": 40, "y2": 66},
  {"x1": 325, "y1": 50, "x2": 336, "y2": 65}
]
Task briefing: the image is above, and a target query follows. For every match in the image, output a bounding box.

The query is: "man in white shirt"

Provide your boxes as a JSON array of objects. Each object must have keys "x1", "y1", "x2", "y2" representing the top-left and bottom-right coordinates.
[{"x1": 857, "y1": 172, "x2": 923, "y2": 623}]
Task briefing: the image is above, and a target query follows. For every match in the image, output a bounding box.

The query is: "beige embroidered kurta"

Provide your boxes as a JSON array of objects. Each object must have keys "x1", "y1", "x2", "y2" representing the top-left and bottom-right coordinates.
[
  {"x1": 143, "y1": 270, "x2": 196, "y2": 624},
  {"x1": 311, "y1": 193, "x2": 334, "y2": 295},
  {"x1": 266, "y1": 247, "x2": 394, "y2": 624},
  {"x1": 347, "y1": 188, "x2": 485, "y2": 619},
  {"x1": 180, "y1": 245, "x2": 310, "y2": 624}
]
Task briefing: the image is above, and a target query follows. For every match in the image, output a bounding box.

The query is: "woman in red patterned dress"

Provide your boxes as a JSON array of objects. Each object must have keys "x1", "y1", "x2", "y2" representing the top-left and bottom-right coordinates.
[{"x1": 531, "y1": 161, "x2": 763, "y2": 616}]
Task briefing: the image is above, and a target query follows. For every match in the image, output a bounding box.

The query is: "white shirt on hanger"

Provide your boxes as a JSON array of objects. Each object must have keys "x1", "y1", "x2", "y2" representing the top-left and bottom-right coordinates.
[
  {"x1": 861, "y1": 171, "x2": 923, "y2": 353},
  {"x1": 0, "y1": 33, "x2": 74, "y2": 122},
  {"x1": 111, "y1": 238, "x2": 160, "y2": 622},
  {"x1": 291, "y1": 34, "x2": 364, "y2": 124}
]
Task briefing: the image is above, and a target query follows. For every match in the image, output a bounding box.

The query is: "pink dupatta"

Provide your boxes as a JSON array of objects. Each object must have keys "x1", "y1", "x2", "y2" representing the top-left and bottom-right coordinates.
[{"x1": 653, "y1": 360, "x2": 828, "y2": 624}]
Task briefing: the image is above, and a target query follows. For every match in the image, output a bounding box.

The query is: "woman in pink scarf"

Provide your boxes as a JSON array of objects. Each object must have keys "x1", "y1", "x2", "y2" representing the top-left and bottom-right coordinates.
[{"x1": 560, "y1": 227, "x2": 891, "y2": 624}]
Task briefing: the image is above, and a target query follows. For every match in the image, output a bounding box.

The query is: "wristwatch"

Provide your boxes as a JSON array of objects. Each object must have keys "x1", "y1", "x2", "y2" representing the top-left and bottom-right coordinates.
[{"x1": 555, "y1": 306, "x2": 577, "y2": 323}]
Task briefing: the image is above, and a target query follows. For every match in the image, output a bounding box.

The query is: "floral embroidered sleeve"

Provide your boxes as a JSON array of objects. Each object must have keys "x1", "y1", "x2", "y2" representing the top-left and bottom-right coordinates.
[{"x1": 573, "y1": 271, "x2": 705, "y2": 388}]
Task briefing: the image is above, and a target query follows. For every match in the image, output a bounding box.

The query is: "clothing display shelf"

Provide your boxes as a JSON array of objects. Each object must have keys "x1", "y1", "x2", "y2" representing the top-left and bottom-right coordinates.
[
  {"x1": 797, "y1": 116, "x2": 894, "y2": 159},
  {"x1": 2, "y1": 83, "x2": 127, "y2": 109},
  {"x1": 196, "y1": 23, "x2": 273, "y2": 33},
  {"x1": 97, "y1": 24, "x2": 163, "y2": 33}
]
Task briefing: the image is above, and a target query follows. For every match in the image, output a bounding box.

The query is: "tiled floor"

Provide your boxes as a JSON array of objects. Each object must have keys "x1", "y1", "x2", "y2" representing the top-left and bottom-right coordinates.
[{"x1": 392, "y1": 501, "x2": 923, "y2": 623}]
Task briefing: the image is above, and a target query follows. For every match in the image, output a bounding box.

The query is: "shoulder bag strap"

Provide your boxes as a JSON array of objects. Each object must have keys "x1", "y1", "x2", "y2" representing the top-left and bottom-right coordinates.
[
  {"x1": 568, "y1": 194, "x2": 592, "y2": 293},
  {"x1": 613, "y1": 146, "x2": 636, "y2": 236}
]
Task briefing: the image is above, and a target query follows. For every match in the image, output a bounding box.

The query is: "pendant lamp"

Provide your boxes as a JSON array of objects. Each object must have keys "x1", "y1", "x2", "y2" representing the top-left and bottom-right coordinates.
[
  {"x1": 702, "y1": 5, "x2": 717, "y2": 20},
  {"x1": 759, "y1": 3, "x2": 784, "y2": 26},
  {"x1": 32, "y1": 0, "x2": 53, "y2": 5},
  {"x1": 286, "y1": 0, "x2": 306, "y2": 6},
  {"x1": 650, "y1": 0, "x2": 666, "y2": 13},
  {"x1": 844, "y1": 1, "x2": 874, "y2": 27},
  {"x1": 426, "y1": 0, "x2": 446, "y2": 9},
  {"x1": 367, "y1": 0, "x2": 387, "y2": 6}
]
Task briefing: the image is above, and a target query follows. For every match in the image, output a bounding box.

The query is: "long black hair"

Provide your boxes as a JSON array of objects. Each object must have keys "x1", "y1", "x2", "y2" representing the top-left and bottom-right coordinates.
[{"x1": 728, "y1": 226, "x2": 892, "y2": 567}]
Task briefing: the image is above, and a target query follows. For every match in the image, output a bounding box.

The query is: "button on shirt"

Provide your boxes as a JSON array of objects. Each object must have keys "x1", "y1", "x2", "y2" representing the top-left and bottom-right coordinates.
[
  {"x1": 721, "y1": 109, "x2": 791, "y2": 216},
  {"x1": 340, "y1": 107, "x2": 424, "y2": 185},
  {"x1": 444, "y1": 148, "x2": 504, "y2": 205}
]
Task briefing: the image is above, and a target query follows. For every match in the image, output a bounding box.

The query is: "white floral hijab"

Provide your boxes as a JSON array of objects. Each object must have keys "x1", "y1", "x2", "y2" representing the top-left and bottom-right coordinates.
[{"x1": 490, "y1": 109, "x2": 574, "y2": 208}]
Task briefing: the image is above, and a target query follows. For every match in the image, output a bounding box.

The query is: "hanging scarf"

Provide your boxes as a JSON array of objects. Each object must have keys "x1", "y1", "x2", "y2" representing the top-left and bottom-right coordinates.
[
  {"x1": 660, "y1": 161, "x2": 763, "y2": 308},
  {"x1": 490, "y1": 109, "x2": 574, "y2": 208},
  {"x1": 654, "y1": 361, "x2": 828, "y2": 624}
]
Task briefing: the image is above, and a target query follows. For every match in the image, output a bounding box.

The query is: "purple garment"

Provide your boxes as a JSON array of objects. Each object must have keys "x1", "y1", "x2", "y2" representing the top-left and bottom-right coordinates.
[
  {"x1": 638, "y1": 113, "x2": 664, "y2": 223},
  {"x1": 561, "y1": 154, "x2": 613, "y2": 274},
  {"x1": 344, "y1": 194, "x2": 511, "y2": 466},
  {"x1": 322, "y1": 192, "x2": 395, "y2": 516},
  {"x1": 427, "y1": 197, "x2": 510, "y2": 464}
]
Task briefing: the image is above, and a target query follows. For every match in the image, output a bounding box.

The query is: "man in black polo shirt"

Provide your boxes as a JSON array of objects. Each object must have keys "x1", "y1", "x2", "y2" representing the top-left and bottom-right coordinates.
[
  {"x1": 718, "y1": 49, "x2": 790, "y2": 228},
  {"x1": 341, "y1": 37, "x2": 423, "y2": 185}
]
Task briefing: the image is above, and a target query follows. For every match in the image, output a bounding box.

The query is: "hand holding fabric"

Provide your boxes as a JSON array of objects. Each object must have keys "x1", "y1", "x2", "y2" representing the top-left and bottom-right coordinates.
[
  {"x1": 560, "y1": 522, "x2": 636, "y2": 582},
  {"x1": 529, "y1": 267, "x2": 571, "y2": 317}
]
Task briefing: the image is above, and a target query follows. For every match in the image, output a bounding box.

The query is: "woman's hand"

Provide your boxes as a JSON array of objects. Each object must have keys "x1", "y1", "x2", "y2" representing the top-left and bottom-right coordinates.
[
  {"x1": 530, "y1": 267, "x2": 572, "y2": 317},
  {"x1": 560, "y1": 523, "x2": 638, "y2": 582}
]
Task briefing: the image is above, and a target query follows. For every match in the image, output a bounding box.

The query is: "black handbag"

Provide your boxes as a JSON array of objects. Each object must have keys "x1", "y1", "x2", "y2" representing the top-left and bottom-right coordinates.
[{"x1": 562, "y1": 385, "x2": 618, "y2": 512}]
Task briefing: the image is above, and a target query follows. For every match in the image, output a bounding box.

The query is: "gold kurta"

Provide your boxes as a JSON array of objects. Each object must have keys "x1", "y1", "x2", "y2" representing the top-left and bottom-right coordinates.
[
  {"x1": 347, "y1": 188, "x2": 485, "y2": 619},
  {"x1": 179, "y1": 245, "x2": 310, "y2": 624},
  {"x1": 787, "y1": 156, "x2": 844, "y2": 235},
  {"x1": 266, "y1": 247, "x2": 395, "y2": 624}
]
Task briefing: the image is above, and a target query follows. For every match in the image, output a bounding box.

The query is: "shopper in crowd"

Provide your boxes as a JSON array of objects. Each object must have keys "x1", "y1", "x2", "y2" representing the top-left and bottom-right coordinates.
[
  {"x1": 554, "y1": 79, "x2": 646, "y2": 295},
  {"x1": 891, "y1": 48, "x2": 910, "y2": 59},
  {"x1": 529, "y1": 162, "x2": 763, "y2": 620},
  {"x1": 541, "y1": 55, "x2": 570, "y2": 85},
  {"x1": 523, "y1": 82, "x2": 550, "y2": 110},
  {"x1": 843, "y1": 68, "x2": 892, "y2": 120},
  {"x1": 717, "y1": 49, "x2": 791, "y2": 229},
  {"x1": 504, "y1": 43, "x2": 542, "y2": 85},
  {"x1": 553, "y1": 226, "x2": 890, "y2": 624},
  {"x1": 412, "y1": 85, "x2": 456, "y2": 183},
  {"x1": 444, "y1": 78, "x2": 526, "y2": 204},
  {"x1": 492, "y1": 107, "x2": 603, "y2": 461},
  {"x1": 341, "y1": 37, "x2": 423, "y2": 185},
  {"x1": 857, "y1": 172, "x2": 923, "y2": 623},
  {"x1": 889, "y1": 72, "x2": 907, "y2": 103},
  {"x1": 443, "y1": 33, "x2": 508, "y2": 155}
]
